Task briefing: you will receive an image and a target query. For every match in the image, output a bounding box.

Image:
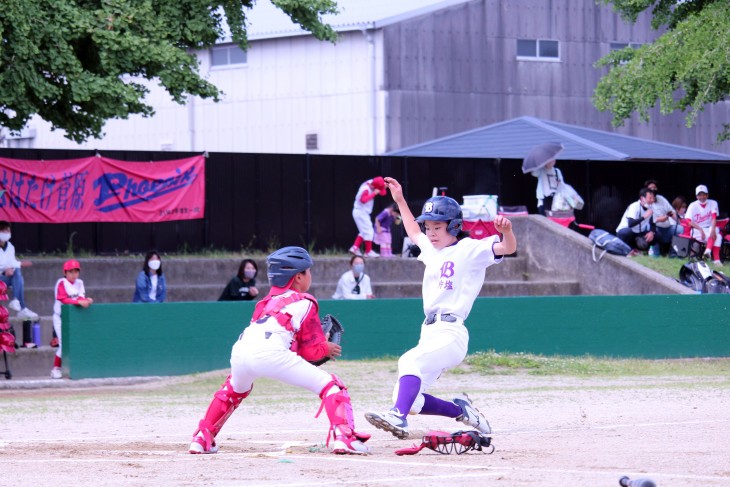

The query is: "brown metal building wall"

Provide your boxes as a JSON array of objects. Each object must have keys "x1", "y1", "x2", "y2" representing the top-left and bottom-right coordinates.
[{"x1": 382, "y1": 0, "x2": 730, "y2": 156}]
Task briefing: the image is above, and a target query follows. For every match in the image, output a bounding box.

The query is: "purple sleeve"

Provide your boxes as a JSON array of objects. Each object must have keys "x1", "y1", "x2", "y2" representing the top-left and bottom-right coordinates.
[{"x1": 376, "y1": 209, "x2": 390, "y2": 225}]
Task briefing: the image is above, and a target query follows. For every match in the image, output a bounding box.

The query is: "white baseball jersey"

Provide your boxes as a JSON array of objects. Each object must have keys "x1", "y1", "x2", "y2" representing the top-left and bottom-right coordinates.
[
  {"x1": 416, "y1": 233, "x2": 502, "y2": 320},
  {"x1": 353, "y1": 180, "x2": 376, "y2": 214},
  {"x1": 53, "y1": 278, "x2": 86, "y2": 316},
  {"x1": 239, "y1": 290, "x2": 314, "y2": 351},
  {"x1": 686, "y1": 199, "x2": 721, "y2": 244},
  {"x1": 230, "y1": 290, "x2": 331, "y2": 396},
  {"x1": 52, "y1": 277, "x2": 87, "y2": 360},
  {"x1": 687, "y1": 199, "x2": 719, "y2": 229},
  {"x1": 616, "y1": 200, "x2": 653, "y2": 233}
]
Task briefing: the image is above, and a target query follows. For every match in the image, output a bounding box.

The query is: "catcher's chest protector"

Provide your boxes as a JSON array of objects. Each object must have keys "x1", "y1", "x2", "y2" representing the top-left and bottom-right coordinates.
[{"x1": 251, "y1": 292, "x2": 317, "y2": 332}]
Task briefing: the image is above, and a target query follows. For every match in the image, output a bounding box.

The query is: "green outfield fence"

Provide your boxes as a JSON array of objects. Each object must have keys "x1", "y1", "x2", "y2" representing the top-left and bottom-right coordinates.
[{"x1": 63, "y1": 295, "x2": 730, "y2": 379}]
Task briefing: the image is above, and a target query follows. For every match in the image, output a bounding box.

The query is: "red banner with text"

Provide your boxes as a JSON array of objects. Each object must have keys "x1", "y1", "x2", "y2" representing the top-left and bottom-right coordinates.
[{"x1": 0, "y1": 156, "x2": 205, "y2": 223}]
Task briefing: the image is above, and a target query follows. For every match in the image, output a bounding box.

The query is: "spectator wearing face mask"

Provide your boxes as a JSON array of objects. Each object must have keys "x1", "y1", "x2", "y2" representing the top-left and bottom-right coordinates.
[
  {"x1": 219, "y1": 259, "x2": 260, "y2": 301},
  {"x1": 332, "y1": 255, "x2": 375, "y2": 300},
  {"x1": 133, "y1": 251, "x2": 167, "y2": 303},
  {"x1": 0, "y1": 220, "x2": 38, "y2": 320}
]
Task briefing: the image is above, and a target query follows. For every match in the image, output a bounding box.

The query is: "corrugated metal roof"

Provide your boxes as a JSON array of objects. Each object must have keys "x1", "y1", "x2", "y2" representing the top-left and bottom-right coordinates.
[
  {"x1": 232, "y1": 0, "x2": 471, "y2": 41},
  {"x1": 387, "y1": 116, "x2": 730, "y2": 162}
]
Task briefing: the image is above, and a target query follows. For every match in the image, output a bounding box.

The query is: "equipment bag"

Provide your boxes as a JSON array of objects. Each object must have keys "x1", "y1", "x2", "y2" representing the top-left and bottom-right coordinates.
[
  {"x1": 589, "y1": 229, "x2": 632, "y2": 262},
  {"x1": 678, "y1": 260, "x2": 715, "y2": 293}
]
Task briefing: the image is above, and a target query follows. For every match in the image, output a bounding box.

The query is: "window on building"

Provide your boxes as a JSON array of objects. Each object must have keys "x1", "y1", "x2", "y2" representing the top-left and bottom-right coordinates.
[
  {"x1": 610, "y1": 42, "x2": 642, "y2": 51},
  {"x1": 517, "y1": 39, "x2": 560, "y2": 60},
  {"x1": 211, "y1": 44, "x2": 248, "y2": 67}
]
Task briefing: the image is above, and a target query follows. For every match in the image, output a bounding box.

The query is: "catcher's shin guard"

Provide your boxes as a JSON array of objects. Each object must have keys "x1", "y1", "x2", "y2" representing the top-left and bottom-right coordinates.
[
  {"x1": 316, "y1": 375, "x2": 371, "y2": 454},
  {"x1": 190, "y1": 375, "x2": 251, "y2": 454}
]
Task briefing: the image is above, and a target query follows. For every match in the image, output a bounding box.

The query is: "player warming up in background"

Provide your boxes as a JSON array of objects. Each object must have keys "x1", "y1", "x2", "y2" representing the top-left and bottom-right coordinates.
[
  {"x1": 365, "y1": 177, "x2": 516, "y2": 439},
  {"x1": 189, "y1": 246, "x2": 371, "y2": 455},
  {"x1": 349, "y1": 176, "x2": 387, "y2": 257},
  {"x1": 51, "y1": 259, "x2": 93, "y2": 379}
]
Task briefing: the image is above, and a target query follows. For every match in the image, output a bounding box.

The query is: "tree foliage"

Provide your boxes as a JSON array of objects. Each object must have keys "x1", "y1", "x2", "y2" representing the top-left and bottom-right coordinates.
[
  {"x1": 593, "y1": 0, "x2": 730, "y2": 142},
  {"x1": 0, "y1": 0, "x2": 338, "y2": 143}
]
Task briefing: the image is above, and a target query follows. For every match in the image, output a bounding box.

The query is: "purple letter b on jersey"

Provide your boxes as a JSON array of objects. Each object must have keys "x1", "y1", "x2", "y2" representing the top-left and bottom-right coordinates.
[{"x1": 440, "y1": 261, "x2": 455, "y2": 278}]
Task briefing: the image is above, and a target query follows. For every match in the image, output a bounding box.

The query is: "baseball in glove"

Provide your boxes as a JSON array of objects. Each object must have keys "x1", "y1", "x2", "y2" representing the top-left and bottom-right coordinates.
[
  {"x1": 309, "y1": 313, "x2": 344, "y2": 366},
  {"x1": 395, "y1": 430, "x2": 494, "y2": 456}
]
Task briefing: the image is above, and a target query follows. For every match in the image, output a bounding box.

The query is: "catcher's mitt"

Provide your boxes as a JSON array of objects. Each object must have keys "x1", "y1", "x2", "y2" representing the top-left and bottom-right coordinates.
[
  {"x1": 395, "y1": 430, "x2": 494, "y2": 456},
  {"x1": 309, "y1": 313, "x2": 344, "y2": 366}
]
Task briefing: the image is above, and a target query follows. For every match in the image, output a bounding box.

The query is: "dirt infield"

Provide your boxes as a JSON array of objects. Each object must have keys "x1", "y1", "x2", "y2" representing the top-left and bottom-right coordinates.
[{"x1": 1, "y1": 360, "x2": 729, "y2": 486}]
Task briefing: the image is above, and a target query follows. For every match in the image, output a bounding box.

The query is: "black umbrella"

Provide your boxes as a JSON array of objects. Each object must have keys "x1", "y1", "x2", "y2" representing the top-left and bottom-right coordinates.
[{"x1": 522, "y1": 142, "x2": 564, "y2": 174}]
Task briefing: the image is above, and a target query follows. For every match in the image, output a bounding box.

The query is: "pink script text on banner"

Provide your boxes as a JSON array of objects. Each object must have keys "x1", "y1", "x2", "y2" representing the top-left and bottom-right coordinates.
[{"x1": 0, "y1": 155, "x2": 205, "y2": 223}]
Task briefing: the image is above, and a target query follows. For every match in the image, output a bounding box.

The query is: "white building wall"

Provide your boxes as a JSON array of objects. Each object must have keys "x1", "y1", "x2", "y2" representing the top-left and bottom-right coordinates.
[{"x1": 13, "y1": 31, "x2": 387, "y2": 155}]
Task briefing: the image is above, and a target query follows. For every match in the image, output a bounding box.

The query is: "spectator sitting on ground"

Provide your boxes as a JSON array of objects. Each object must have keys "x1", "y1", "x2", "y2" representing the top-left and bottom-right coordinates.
[
  {"x1": 332, "y1": 255, "x2": 375, "y2": 300},
  {"x1": 133, "y1": 251, "x2": 167, "y2": 303},
  {"x1": 219, "y1": 259, "x2": 259, "y2": 301},
  {"x1": 0, "y1": 221, "x2": 38, "y2": 320},
  {"x1": 644, "y1": 179, "x2": 680, "y2": 255},
  {"x1": 616, "y1": 187, "x2": 656, "y2": 251}
]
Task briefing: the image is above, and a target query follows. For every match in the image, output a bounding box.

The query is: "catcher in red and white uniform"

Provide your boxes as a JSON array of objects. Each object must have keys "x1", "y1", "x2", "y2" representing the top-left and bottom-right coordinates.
[
  {"x1": 188, "y1": 246, "x2": 371, "y2": 455},
  {"x1": 51, "y1": 259, "x2": 93, "y2": 379},
  {"x1": 349, "y1": 176, "x2": 387, "y2": 257},
  {"x1": 686, "y1": 184, "x2": 723, "y2": 265}
]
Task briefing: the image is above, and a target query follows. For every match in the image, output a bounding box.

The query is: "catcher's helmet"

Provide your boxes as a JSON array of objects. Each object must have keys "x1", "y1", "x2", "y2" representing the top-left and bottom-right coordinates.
[
  {"x1": 267, "y1": 246, "x2": 313, "y2": 287},
  {"x1": 63, "y1": 259, "x2": 81, "y2": 272},
  {"x1": 415, "y1": 196, "x2": 463, "y2": 236}
]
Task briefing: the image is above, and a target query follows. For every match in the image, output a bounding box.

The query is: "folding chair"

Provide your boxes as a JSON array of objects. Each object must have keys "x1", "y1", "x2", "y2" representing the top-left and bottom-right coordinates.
[{"x1": 545, "y1": 210, "x2": 595, "y2": 236}]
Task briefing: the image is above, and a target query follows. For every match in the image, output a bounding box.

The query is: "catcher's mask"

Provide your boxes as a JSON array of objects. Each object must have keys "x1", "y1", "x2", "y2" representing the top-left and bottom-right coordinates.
[
  {"x1": 395, "y1": 430, "x2": 494, "y2": 456},
  {"x1": 267, "y1": 246, "x2": 313, "y2": 288},
  {"x1": 416, "y1": 196, "x2": 463, "y2": 236}
]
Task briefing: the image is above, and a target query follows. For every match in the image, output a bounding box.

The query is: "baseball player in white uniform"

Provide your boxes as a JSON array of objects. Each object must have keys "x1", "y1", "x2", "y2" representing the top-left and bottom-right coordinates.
[
  {"x1": 686, "y1": 184, "x2": 722, "y2": 264},
  {"x1": 365, "y1": 177, "x2": 517, "y2": 440},
  {"x1": 349, "y1": 176, "x2": 387, "y2": 257},
  {"x1": 188, "y1": 246, "x2": 371, "y2": 455}
]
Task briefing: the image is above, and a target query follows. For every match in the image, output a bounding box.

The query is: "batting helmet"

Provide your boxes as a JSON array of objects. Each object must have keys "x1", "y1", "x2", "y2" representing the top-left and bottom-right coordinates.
[
  {"x1": 267, "y1": 246, "x2": 313, "y2": 287},
  {"x1": 371, "y1": 176, "x2": 387, "y2": 196},
  {"x1": 63, "y1": 259, "x2": 81, "y2": 272},
  {"x1": 415, "y1": 196, "x2": 463, "y2": 236},
  {"x1": 0, "y1": 281, "x2": 7, "y2": 301}
]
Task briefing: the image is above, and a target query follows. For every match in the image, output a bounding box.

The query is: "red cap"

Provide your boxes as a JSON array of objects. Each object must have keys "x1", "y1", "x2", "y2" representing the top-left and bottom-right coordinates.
[
  {"x1": 371, "y1": 176, "x2": 386, "y2": 196},
  {"x1": 63, "y1": 259, "x2": 81, "y2": 272}
]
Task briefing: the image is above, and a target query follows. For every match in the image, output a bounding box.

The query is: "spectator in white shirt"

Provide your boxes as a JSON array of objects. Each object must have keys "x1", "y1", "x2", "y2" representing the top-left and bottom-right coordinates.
[
  {"x1": 332, "y1": 256, "x2": 374, "y2": 300},
  {"x1": 0, "y1": 221, "x2": 38, "y2": 320}
]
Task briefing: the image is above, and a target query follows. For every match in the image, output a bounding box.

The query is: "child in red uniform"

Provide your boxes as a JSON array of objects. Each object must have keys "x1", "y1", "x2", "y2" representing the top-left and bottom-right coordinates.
[
  {"x1": 350, "y1": 177, "x2": 387, "y2": 257},
  {"x1": 51, "y1": 259, "x2": 93, "y2": 379},
  {"x1": 188, "y1": 246, "x2": 371, "y2": 455}
]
